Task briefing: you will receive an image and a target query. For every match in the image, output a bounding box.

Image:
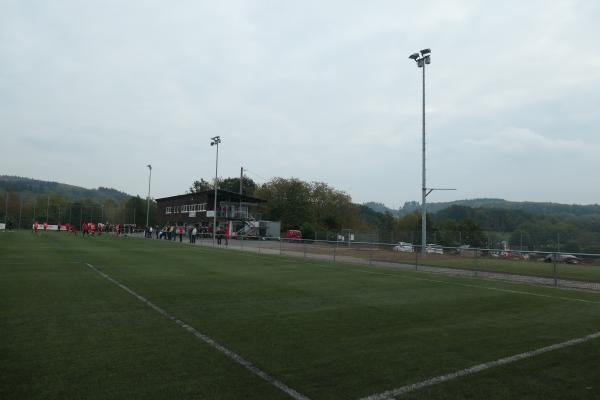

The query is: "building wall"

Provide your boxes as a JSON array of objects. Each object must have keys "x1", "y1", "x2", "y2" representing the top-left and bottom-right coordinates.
[
  {"x1": 156, "y1": 193, "x2": 211, "y2": 225},
  {"x1": 156, "y1": 191, "x2": 264, "y2": 227}
]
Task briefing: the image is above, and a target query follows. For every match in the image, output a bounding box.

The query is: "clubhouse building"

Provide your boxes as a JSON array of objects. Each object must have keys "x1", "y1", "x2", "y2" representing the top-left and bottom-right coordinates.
[{"x1": 155, "y1": 189, "x2": 267, "y2": 236}]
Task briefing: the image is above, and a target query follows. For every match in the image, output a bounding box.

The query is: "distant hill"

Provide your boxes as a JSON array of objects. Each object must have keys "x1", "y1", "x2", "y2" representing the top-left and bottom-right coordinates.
[
  {"x1": 0, "y1": 175, "x2": 132, "y2": 203},
  {"x1": 362, "y1": 202, "x2": 401, "y2": 217},
  {"x1": 377, "y1": 198, "x2": 600, "y2": 218}
]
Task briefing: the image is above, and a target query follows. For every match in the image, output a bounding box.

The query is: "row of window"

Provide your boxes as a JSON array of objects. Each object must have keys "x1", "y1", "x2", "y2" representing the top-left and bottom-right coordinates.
[{"x1": 165, "y1": 203, "x2": 207, "y2": 214}]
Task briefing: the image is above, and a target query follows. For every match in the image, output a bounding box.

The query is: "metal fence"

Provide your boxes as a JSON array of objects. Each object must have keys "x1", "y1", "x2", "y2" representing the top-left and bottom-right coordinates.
[
  {"x1": 135, "y1": 232, "x2": 600, "y2": 292},
  {"x1": 0, "y1": 195, "x2": 139, "y2": 229},
  {"x1": 308, "y1": 230, "x2": 600, "y2": 254}
]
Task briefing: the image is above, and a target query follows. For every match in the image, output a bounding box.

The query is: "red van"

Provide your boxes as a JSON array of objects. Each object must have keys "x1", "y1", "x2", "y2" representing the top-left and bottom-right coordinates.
[{"x1": 284, "y1": 230, "x2": 302, "y2": 240}]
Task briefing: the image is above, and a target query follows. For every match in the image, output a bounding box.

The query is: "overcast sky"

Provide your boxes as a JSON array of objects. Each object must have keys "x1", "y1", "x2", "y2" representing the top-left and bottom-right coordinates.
[{"x1": 2, "y1": 0, "x2": 599, "y2": 208}]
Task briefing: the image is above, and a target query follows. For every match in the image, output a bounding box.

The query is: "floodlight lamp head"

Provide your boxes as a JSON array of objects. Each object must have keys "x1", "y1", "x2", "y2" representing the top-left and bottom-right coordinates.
[
  {"x1": 420, "y1": 48, "x2": 431, "y2": 55},
  {"x1": 409, "y1": 53, "x2": 420, "y2": 60},
  {"x1": 147, "y1": 164, "x2": 152, "y2": 169}
]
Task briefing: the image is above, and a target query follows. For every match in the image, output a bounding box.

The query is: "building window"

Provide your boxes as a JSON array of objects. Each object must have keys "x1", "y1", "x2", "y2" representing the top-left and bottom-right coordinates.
[{"x1": 165, "y1": 207, "x2": 172, "y2": 214}]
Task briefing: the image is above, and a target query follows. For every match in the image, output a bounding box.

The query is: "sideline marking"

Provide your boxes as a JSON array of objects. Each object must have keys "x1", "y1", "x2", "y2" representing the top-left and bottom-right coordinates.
[
  {"x1": 83, "y1": 262, "x2": 310, "y2": 400},
  {"x1": 359, "y1": 330, "x2": 600, "y2": 400}
]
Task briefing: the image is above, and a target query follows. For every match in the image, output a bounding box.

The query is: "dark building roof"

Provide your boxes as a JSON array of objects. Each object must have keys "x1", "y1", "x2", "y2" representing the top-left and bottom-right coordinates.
[{"x1": 156, "y1": 189, "x2": 266, "y2": 203}]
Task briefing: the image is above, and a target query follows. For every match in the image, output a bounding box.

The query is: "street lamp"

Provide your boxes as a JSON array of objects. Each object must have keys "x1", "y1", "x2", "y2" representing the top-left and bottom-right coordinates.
[
  {"x1": 210, "y1": 136, "x2": 221, "y2": 246},
  {"x1": 146, "y1": 164, "x2": 152, "y2": 228},
  {"x1": 409, "y1": 49, "x2": 432, "y2": 256}
]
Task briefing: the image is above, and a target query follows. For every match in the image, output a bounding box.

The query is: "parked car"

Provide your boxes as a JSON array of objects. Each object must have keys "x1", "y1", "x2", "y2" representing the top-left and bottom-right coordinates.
[
  {"x1": 284, "y1": 230, "x2": 303, "y2": 241},
  {"x1": 501, "y1": 251, "x2": 528, "y2": 260},
  {"x1": 543, "y1": 254, "x2": 582, "y2": 264},
  {"x1": 393, "y1": 242, "x2": 414, "y2": 252},
  {"x1": 426, "y1": 244, "x2": 444, "y2": 255}
]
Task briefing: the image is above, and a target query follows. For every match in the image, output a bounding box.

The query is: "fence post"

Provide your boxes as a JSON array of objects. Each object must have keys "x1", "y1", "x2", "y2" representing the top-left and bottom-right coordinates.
[
  {"x1": 415, "y1": 246, "x2": 419, "y2": 271},
  {"x1": 553, "y1": 253, "x2": 558, "y2": 287},
  {"x1": 18, "y1": 199, "x2": 23, "y2": 229},
  {"x1": 369, "y1": 241, "x2": 373, "y2": 266},
  {"x1": 333, "y1": 240, "x2": 336, "y2": 263},
  {"x1": 304, "y1": 240, "x2": 307, "y2": 258},
  {"x1": 279, "y1": 238, "x2": 282, "y2": 256},
  {"x1": 474, "y1": 247, "x2": 479, "y2": 277}
]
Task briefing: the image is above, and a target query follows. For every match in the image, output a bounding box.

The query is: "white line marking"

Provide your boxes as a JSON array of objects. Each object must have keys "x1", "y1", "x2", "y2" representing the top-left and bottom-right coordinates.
[
  {"x1": 358, "y1": 330, "x2": 600, "y2": 400},
  {"x1": 83, "y1": 262, "x2": 310, "y2": 400}
]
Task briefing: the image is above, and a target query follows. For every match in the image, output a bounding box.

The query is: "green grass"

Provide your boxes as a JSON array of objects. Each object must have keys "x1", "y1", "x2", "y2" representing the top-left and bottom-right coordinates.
[{"x1": 2, "y1": 231, "x2": 600, "y2": 399}]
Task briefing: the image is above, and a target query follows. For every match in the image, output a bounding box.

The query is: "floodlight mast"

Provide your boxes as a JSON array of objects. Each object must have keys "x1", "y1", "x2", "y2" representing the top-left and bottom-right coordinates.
[
  {"x1": 146, "y1": 164, "x2": 152, "y2": 228},
  {"x1": 210, "y1": 136, "x2": 221, "y2": 246},
  {"x1": 409, "y1": 49, "x2": 431, "y2": 256}
]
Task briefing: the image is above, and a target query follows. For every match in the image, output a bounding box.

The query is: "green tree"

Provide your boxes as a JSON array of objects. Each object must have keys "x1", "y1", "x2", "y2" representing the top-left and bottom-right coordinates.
[
  {"x1": 189, "y1": 179, "x2": 212, "y2": 193},
  {"x1": 255, "y1": 178, "x2": 313, "y2": 231},
  {"x1": 219, "y1": 177, "x2": 258, "y2": 195}
]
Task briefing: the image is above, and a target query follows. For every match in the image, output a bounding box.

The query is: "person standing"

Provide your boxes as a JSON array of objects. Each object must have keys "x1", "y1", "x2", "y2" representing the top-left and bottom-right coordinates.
[{"x1": 82, "y1": 222, "x2": 88, "y2": 237}]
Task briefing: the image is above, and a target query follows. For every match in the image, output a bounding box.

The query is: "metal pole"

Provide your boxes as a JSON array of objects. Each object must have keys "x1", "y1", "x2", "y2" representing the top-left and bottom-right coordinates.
[
  {"x1": 239, "y1": 166, "x2": 243, "y2": 221},
  {"x1": 213, "y1": 142, "x2": 219, "y2": 246},
  {"x1": 421, "y1": 60, "x2": 427, "y2": 256},
  {"x1": 4, "y1": 192, "x2": 7, "y2": 223},
  {"x1": 46, "y1": 195, "x2": 50, "y2": 223},
  {"x1": 146, "y1": 165, "x2": 152, "y2": 227},
  {"x1": 18, "y1": 198, "x2": 22, "y2": 229}
]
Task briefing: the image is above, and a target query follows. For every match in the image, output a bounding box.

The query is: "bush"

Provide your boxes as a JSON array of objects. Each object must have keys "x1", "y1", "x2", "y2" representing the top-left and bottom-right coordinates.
[{"x1": 300, "y1": 222, "x2": 315, "y2": 240}]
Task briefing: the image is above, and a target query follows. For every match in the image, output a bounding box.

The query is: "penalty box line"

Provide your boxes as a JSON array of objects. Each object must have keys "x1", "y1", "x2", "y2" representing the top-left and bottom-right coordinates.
[
  {"x1": 83, "y1": 262, "x2": 311, "y2": 400},
  {"x1": 358, "y1": 330, "x2": 600, "y2": 400}
]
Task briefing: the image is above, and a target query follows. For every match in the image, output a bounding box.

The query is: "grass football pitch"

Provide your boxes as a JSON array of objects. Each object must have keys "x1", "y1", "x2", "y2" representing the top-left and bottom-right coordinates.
[{"x1": 2, "y1": 231, "x2": 600, "y2": 399}]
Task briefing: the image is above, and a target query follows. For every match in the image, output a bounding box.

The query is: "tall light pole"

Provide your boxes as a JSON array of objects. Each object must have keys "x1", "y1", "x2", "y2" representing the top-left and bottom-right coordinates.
[
  {"x1": 146, "y1": 164, "x2": 152, "y2": 228},
  {"x1": 211, "y1": 136, "x2": 221, "y2": 246},
  {"x1": 409, "y1": 49, "x2": 431, "y2": 256}
]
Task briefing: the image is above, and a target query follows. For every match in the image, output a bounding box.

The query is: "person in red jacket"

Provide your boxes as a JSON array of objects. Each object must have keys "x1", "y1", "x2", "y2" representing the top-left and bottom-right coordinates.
[
  {"x1": 90, "y1": 223, "x2": 95, "y2": 236},
  {"x1": 82, "y1": 222, "x2": 89, "y2": 237},
  {"x1": 43, "y1": 222, "x2": 48, "y2": 232},
  {"x1": 33, "y1": 221, "x2": 39, "y2": 236}
]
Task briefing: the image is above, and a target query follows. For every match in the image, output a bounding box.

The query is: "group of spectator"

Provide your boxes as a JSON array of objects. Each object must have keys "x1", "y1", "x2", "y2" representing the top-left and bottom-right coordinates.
[{"x1": 148, "y1": 224, "x2": 230, "y2": 245}]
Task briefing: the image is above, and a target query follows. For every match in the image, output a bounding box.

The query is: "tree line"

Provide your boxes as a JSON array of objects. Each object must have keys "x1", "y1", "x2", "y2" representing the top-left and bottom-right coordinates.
[{"x1": 191, "y1": 175, "x2": 600, "y2": 252}]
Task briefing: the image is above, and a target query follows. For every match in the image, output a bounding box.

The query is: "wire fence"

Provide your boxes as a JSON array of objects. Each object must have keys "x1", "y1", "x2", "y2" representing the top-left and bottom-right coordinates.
[
  {"x1": 308, "y1": 229, "x2": 600, "y2": 254},
  {"x1": 0, "y1": 195, "x2": 140, "y2": 229},
  {"x1": 128, "y1": 231, "x2": 600, "y2": 291}
]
